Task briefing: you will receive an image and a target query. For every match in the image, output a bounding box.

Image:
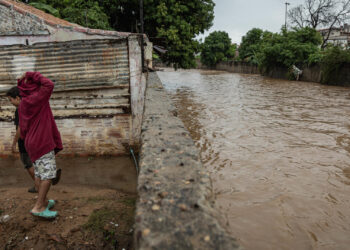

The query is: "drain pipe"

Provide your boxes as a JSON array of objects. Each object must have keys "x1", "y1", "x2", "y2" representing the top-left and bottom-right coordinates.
[{"x1": 130, "y1": 148, "x2": 139, "y2": 175}]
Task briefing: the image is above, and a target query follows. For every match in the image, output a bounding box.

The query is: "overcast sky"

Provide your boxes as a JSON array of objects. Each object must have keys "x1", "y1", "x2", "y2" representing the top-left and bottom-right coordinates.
[{"x1": 198, "y1": 0, "x2": 305, "y2": 44}]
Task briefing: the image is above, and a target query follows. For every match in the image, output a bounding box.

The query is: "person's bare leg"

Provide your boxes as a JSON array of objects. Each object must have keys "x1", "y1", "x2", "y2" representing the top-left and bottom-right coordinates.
[
  {"x1": 31, "y1": 179, "x2": 51, "y2": 213},
  {"x1": 27, "y1": 166, "x2": 35, "y2": 181},
  {"x1": 34, "y1": 177, "x2": 40, "y2": 193}
]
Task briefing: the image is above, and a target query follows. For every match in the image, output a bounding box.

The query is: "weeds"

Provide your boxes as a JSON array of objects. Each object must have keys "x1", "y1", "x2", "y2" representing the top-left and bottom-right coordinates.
[
  {"x1": 121, "y1": 198, "x2": 136, "y2": 207},
  {"x1": 84, "y1": 207, "x2": 119, "y2": 232}
]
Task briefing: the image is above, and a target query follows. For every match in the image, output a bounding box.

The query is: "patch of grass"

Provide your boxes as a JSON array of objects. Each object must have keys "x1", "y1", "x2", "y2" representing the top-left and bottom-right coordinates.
[
  {"x1": 84, "y1": 207, "x2": 119, "y2": 232},
  {"x1": 121, "y1": 197, "x2": 136, "y2": 207},
  {"x1": 0, "y1": 209, "x2": 3, "y2": 216}
]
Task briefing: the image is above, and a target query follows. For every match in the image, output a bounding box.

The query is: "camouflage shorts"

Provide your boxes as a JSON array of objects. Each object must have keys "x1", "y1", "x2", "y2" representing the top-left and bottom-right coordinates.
[{"x1": 34, "y1": 151, "x2": 57, "y2": 180}]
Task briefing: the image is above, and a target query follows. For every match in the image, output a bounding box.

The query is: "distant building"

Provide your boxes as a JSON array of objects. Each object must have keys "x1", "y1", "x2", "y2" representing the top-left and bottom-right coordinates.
[{"x1": 318, "y1": 24, "x2": 350, "y2": 47}]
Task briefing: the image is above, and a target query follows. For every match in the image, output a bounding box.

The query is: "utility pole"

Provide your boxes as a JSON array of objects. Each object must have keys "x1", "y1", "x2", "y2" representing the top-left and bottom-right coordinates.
[
  {"x1": 285, "y1": 2, "x2": 290, "y2": 29},
  {"x1": 140, "y1": 0, "x2": 145, "y2": 71}
]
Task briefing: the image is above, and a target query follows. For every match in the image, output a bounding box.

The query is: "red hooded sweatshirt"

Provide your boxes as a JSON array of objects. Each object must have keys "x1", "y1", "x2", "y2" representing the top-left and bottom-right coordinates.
[{"x1": 18, "y1": 72, "x2": 63, "y2": 162}]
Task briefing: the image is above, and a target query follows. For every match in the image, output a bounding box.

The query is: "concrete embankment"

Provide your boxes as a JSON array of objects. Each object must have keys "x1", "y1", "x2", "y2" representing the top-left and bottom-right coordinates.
[
  {"x1": 134, "y1": 72, "x2": 240, "y2": 250},
  {"x1": 195, "y1": 60, "x2": 350, "y2": 86}
]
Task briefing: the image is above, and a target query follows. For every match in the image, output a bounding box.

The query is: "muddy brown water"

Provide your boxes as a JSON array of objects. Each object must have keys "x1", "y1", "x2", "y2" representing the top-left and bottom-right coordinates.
[
  {"x1": 0, "y1": 156, "x2": 137, "y2": 194},
  {"x1": 158, "y1": 69, "x2": 350, "y2": 250}
]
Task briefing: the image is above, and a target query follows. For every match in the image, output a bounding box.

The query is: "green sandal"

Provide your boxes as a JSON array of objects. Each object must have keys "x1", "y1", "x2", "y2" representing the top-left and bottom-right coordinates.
[
  {"x1": 47, "y1": 199, "x2": 55, "y2": 210},
  {"x1": 31, "y1": 209, "x2": 58, "y2": 219}
]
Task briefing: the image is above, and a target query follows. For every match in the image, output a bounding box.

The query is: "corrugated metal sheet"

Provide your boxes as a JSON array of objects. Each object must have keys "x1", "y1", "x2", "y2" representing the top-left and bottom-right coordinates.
[
  {"x1": 0, "y1": 38, "x2": 129, "y2": 89},
  {"x1": 0, "y1": 38, "x2": 133, "y2": 156},
  {"x1": 0, "y1": 39, "x2": 131, "y2": 120}
]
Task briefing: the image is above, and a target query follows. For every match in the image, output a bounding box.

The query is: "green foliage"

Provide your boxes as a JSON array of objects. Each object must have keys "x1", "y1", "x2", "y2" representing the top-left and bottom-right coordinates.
[
  {"x1": 21, "y1": 0, "x2": 215, "y2": 69},
  {"x1": 238, "y1": 27, "x2": 322, "y2": 70},
  {"x1": 200, "y1": 31, "x2": 235, "y2": 67},
  {"x1": 308, "y1": 50, "x2": 325, "y2": 66},
  {"x1": 29, "y1": 2, "x2": 59, "y2": 17},
  {"x1": 143, "y1": 0, "x2": 215, "y2": 69},
  {"x1": 320, "y1": 46, "x2": 350, "y2": 84},
  {"x1": 257, "y1": 27, "x2": 322, "y2": 72},
  {"x1": 60, "y1": 0, "x2": 111, "y2": 30},
  {"x1": 152, "y1": 52, "x2": 160, "y2": 60},
  {"x1": 238, "y1": 28, "x2": 264, "y2": 64},
  {"x1": 24, "y1": 0, "x2": 111, "y2": 30}
]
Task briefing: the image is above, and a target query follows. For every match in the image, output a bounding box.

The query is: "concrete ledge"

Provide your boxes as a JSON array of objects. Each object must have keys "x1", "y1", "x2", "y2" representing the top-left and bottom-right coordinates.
[{"x1": 134, "y1": 72, "x2": 240, "y2": 249}]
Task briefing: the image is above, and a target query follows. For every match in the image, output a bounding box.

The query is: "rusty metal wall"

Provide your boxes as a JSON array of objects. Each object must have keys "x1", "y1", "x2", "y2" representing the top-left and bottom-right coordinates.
[
  {"x1": 0, "y1": 38, "x2": 133, "y2": 156},
  {"x1": 0, "y1": 38, "x2": 129, "y2": 90}
]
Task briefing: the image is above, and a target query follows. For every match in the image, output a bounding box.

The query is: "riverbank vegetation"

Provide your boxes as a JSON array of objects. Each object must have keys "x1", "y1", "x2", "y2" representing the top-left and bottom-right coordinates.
[
  {"x1": 200, "y1": 31, "x2": 236, "y2": 67},
  {"x1": 234, "y1": 26, "x2": 350, "y2": 84},
  {"x1": 199, "y1": 0, "x2": 350, "y2": 84},
  {"x1": 20, "y1": 0, "x2": 215, "y2": 69},
  {"x1": 238, "y1": 27, "x2": 322, "y2": 71},
  {"x1": 320, "y1": 46, "x2": 350, "y2": 84}
]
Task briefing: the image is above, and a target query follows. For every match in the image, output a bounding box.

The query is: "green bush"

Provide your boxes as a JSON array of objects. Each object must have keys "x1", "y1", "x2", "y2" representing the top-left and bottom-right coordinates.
[
  {"x1": 29, "y1": 2, "x2": 60, "y2": 17},
  {"x1": 238, "y1": 27, "x2": 322, "y2": 73},
  {"x1": 308, "y1": 50, "x2": 325, "y2": 66},
  {"x1": 320, "y1": 46, "x2": 350, "y2": 84},
  {"x1": 200, "y1": 31, "x2": 235, "y2": 67},
  {"x1": 257, "y1": 27, "x2": 322, "y2": 72}
]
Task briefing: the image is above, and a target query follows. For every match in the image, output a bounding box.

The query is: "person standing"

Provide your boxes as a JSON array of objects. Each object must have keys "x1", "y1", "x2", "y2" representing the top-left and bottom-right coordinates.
[
  {"x1": 6, "y1": 87, "x2": 36, "y2": 193},
  {"x1": 18, "y1": 72, "x2": 63, "y2": 219}
]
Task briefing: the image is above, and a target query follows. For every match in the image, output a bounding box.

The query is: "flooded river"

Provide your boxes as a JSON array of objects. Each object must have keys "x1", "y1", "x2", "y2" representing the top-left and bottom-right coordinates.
[{"x1": 158, "y1": 69, "x2": 350, "y2": 250}]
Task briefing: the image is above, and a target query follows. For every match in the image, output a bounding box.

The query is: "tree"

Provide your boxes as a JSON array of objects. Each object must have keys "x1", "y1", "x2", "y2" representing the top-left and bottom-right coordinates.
[
  {"x1": 238, "y1": 28, "x2": 273, "y2": 64},
  {"x1": 22, "y1": 0, "x2": 215, "y2": 69},
  {"x1": 288, "y1": 0, "x2": 350, "y2": 48},
  {"x1": 238, "y1": 28, "x2": 263, "y2": 63},
  {"x1": 61, "y1": 0, "x2": 111, "y2": 30},
  {"x1": 22, "y1": 0, "x2": 111, "y2": 30},
  {"x1": 200, "y1": 31, "x2": 235, "y2": 67},
  {"x1": 142, "y1": 0, "x2": 215, "y2": 69},
  {"x1": 257, "y1": 27, "x2": 322, "y2": 71}
]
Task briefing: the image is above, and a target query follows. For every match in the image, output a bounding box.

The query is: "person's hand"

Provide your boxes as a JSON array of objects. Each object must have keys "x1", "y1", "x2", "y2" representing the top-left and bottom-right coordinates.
[{"x1": 11, "y1": 143, "x2": 17, "y2": 153}]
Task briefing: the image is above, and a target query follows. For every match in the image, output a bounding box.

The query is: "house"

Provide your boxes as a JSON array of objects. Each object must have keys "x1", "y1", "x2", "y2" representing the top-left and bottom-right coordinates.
[
  {"x1": 318, "y1": 23, "x2": 350, "y2": 47},
  {"x1": 0, "y1": 0, "x2": 150, "y2": 157}
]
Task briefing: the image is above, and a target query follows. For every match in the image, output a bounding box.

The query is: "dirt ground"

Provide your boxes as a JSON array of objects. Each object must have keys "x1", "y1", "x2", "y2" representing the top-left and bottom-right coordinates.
[{"x1": 0, "y1": 157, "x2": 137, "y2": 250}]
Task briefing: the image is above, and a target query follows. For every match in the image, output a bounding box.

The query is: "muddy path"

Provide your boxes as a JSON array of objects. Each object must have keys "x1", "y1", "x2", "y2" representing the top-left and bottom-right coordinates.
[{"x1": 0, "y1": 156, "x2": 137, "y2": 249}]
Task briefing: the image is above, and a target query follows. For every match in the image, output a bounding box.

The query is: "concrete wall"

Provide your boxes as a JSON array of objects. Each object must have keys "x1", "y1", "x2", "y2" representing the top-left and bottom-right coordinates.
[
  {"x1": 198, "y1": 60, "x2": 260, "y2": 75},
  {"x1": 204, "y1": 61, "x2": 350, "y2": 86},
  {"x1": 134, "y1": 72, "x2": 240, "y2": 250},
  {"x1": 129, "y1": 35, "x2": 147, "y2": 147},
  {"x1": 323, "y1": 63, "x2": 350, "y2": 86},
  {"x1": 263, "y1": 64, "x2": 350, "y2": 86}
]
